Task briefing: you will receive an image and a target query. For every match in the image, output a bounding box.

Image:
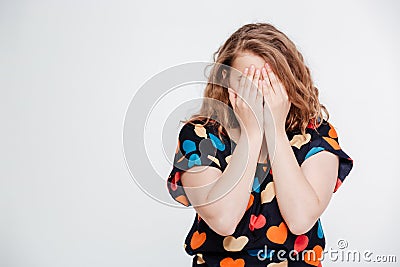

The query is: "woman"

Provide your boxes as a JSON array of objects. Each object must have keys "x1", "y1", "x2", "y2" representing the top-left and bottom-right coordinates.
[{"x1": 166, "y1": 22, "x2": 353, "y2": 267}]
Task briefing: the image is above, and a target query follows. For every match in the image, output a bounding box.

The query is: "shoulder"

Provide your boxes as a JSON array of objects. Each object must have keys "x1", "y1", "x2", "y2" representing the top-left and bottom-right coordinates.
[
  {"x1": 178, "y1": 118, "x2": 230, "y2": 148},
  {"x1": 305, "y1": 118, "x2": 341, "y2": 149},
  {"x1": 178, "y1": 118, "x2": 218, "y2": 139},
  {"x1": 289, "y1": 118, "x2": 345, "y2": 164},
  {"x1": 307, "y1": 118, "x2": 336, "y2": 136},
  {"x1": 298, "y1": 118, "x2": 354, "y2": 192},
  {"x1": 177, "y1": 118, "x2": 233, "y2": 170}
]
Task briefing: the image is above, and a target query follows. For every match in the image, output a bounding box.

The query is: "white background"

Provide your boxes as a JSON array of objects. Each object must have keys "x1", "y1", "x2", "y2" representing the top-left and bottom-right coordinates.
[{"x1": 1, "y1": 0, "x2": 399, "y2": 266}]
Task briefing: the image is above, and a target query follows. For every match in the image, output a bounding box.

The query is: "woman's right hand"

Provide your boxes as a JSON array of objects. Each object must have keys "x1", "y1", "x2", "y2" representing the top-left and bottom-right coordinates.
[{"x1": 228, "y1": 65, "x2": 264, "y2": 141}]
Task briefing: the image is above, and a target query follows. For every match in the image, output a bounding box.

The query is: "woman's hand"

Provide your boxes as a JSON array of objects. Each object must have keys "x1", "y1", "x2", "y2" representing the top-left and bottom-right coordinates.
[
  {"x1": 227, "y1": 65, "x2": 264, "y2": 141},
  {"x1": 261, "y1": 63, "x2": 291, "y2": 134}
]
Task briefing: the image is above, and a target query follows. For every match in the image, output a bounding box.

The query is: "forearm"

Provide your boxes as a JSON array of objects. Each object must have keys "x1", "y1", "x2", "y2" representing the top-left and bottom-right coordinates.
[
  {"x1": 206, "y1": 131, "x2": 261, "y2": 231},
  {"x1": 266, "y1": 129, "x2": 320, "y2": 233}
]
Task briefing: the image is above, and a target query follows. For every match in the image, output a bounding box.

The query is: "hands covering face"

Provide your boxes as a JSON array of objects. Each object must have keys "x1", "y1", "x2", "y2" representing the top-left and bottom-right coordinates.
[{"x1": 228, "y1": 63, "x2": 291, "y2": 137}]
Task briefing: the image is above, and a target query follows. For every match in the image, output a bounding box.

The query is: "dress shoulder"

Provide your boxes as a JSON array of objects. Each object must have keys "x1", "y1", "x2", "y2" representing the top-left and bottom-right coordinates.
[
  {"x1": 291, "y1": 119, "x2": 354, "y2": 193},
  {"x1": 166, "y1": 118, "x2": 233, "y2": 207}
]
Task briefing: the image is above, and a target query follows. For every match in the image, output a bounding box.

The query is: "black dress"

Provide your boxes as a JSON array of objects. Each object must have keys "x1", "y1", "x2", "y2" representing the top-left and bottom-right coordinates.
[{"x1": 166, "y1": 118, "x2": 353, "y2": 267}]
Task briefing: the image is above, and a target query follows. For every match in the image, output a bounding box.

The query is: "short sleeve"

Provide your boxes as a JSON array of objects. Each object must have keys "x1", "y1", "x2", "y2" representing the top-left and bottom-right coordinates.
[
  {"x1": 166, "y1": 120, "x2": 231, "y2": 207},
  {"x1": 300, "y1": 119, "x2": 354, "y2": 193}
]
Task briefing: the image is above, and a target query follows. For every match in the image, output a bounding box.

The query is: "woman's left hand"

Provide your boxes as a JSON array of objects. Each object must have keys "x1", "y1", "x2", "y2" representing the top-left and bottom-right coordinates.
[{"x1": 261, "y1": 62, "x2": 291, "y2": 134}]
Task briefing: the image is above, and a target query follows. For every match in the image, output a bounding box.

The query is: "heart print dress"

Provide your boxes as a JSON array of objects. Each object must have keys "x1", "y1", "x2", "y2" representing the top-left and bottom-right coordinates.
[{"x1": 166, "y1": 117, "x2": 354, "y2": 267}]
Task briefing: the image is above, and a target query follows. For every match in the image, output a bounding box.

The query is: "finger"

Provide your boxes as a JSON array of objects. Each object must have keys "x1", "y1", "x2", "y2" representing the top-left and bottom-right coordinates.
[
  {"x1": 261, "y1": 67, "x2": 274, "y2": 95},
  {"x1": 272, "y1": 73, "x2": 285, "y2": 100},
  {"x1": 257, "y1": 80, "x2": 264, "y2": 116},
  {"x1": 262, "y1": 78, "x2": 273, "y2": 123},
  {"x1": 265, "y1": 63, "x2": 280, "y2": 96},
  {"x1": 249, "y1": 68, "x2": 261, "y2": 100},
  {"x1": 256, "y1": 79, "x2": 263, "y2": 101},
  {"x1": 237, "y1": 67, "x2": 248, "y2": 104},
  {"x1": 262, "y1": 78, "x2": 271, "y2": 102},
  {"x1": 243, "y1": 64, "x2": 255, "y2": 100},
  {"x1": 278, "y1": 80, "x2": 289, "y2": 100}
]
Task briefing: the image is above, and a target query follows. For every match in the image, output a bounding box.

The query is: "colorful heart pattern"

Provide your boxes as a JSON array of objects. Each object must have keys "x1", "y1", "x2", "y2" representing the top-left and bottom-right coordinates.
[
  {"x1": 220, "y1": 257, "x2": 245, "y2": 267},
  {"x1": 261, "y1": 181, "x2": 276, "y2": 203},
  {"x1": 246, "y1": 194, "x2": 254, "y2": 211},
  {"x1": 194, "y1": 124, "x2": 207, "y2": 138},
  {"x1": 293, "y1": 235, "x2": 309, "y2": 254},
  {"x1": 207, "y1": 154, "x2": 221, "y2": 167},
  {"x1": 290, "y1": 133, "x2": 311, "y2": 149},
  {"x1": 317, "y1": 219, "x2": 324, "y2": 238},
  {"x1": 304, "y1": 146, "x2": 325, "y2": 160},
  {"x1": 266, "y1": 222, "x2": 288, "y2": 245},
  {"x1": 304, "y1": 245, "x2": 323, "y2": 266},
  {"x1": 249, "y1": 214, "x2": 266, "y2": 231},
  {"x1": 166, "y1": 118, "x2": 353, "y2": 266},
  {"x1": 196, "y1": 253, "x2": 205, "y2": 264},
  {"x1": 209, "y1": 133, "x2": 226, "y2": 151},
  {"x1": 191, "y1": 231, "x2": 206, "y2": 250},
  {"x1": 252, "y1": 177, "x2": 261, "y2": 193},
  {"x1": 223, "y1": 236, "x2": 249, "y2": 252},
  {"x1": 182, "y1": 139, "x2": 197, "y2": 154}
]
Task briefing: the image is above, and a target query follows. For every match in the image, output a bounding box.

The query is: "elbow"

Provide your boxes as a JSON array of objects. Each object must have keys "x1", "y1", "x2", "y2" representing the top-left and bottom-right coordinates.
[
  {"x1": 216, "y1": 227, "x2": 236, "y2": 237},
  {"x1": 286, "y1": 219, "x2": 315, "y2": 236},
  {"x1": 208, "y1": 216, "x2": 238, "y2": 236}
]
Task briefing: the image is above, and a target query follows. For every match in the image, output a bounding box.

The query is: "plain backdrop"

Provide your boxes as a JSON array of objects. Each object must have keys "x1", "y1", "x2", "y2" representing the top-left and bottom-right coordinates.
[{"x1": 1, "y1": 0, "x2": 399, "y2": 266}]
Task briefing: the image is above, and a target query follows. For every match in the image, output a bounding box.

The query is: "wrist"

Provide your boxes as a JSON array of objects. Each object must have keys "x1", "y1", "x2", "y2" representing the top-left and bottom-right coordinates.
[
  {"x1": 263, "y1": 123, "x2": 285, "y2": 136},
  {"x1": 240, "y1": 131, "x2": 263, "y2": 146},
  {"x1": 263, "y1": 124, "x2": 287, "y2": 145}
]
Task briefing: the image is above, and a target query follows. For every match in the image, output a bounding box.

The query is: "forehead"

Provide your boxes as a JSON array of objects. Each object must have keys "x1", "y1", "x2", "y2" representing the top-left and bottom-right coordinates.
[{"x1": 231, "y1": 51, "x2": 266, "y2": 73}]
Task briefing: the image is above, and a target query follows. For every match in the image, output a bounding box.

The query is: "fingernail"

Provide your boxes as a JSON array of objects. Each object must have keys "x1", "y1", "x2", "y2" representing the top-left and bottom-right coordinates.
[{"x1": 261, "y1": 68, "x2": 266, "y2": 76}]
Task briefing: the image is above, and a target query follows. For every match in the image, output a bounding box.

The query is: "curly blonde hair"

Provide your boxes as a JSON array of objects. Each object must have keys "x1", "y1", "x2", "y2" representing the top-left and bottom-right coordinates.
[{"x1": 183, "y1": 22, "x2": 329, "y2": 139}]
